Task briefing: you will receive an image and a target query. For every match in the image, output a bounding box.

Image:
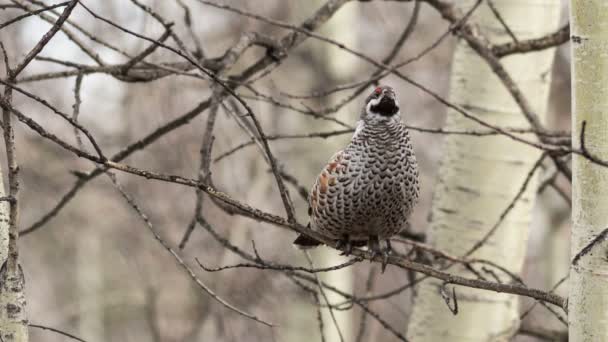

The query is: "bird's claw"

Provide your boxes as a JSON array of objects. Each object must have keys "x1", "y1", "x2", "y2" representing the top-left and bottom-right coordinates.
[
  {"x1": 336, "y1": 235, "x2": 353, "y2": 256},
  {"x1": 380, "y1": 250, "x2": 390, "y2": 273},
  {"x1": 369, "y1": 236, "x2": 391, "y2": 273}
]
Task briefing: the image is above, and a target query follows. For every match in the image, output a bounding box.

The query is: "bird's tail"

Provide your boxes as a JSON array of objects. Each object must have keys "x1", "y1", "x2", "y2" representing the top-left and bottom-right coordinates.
[{"x1": 292, "y1": 234, "x2": 322, "y2": 249}]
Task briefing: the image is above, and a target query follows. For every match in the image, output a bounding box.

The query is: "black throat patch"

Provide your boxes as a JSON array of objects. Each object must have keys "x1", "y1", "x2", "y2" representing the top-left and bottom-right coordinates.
[{"x1": 370, "y1": 96, "x2": 399, "y2": 116}]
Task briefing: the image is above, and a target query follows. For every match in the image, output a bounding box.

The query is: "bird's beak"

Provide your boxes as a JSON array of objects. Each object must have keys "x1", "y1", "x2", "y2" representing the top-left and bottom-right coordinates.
[{"x1": 382, "y1": 89, "x2": 395, "y2": 99}]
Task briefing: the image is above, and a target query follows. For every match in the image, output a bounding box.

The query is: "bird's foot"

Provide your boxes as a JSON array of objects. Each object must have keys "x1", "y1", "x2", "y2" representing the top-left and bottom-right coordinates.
[
  {"x1": 369, "y1": 236, "x2": 391, "y2": 273},
  {"x1": 336, "y1": 235, "x2": 353, "y2": 256}
]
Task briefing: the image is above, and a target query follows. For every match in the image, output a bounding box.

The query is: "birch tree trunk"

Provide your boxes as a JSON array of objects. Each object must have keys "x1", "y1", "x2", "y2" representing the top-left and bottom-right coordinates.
[
  {"x1": 407, "y1": 1, "x2": 560, "y2": 341},
  {"x1": 0, "y1": 84, "x2": 28, "y2": 341},
  {"x1": 77, "y1": 234, "x2": 105, "y2": 340},
  {"x1": 0, "y1": 167, "x2": 28, "y2": 337},
  {"x1": 310, "y1": 3, "x2": 360, "y2": 341},
  {"x1": 0, "y1": 169, "x2": 26, "y2": 342},
  {"x1": 569, "y1": 1, "x2": 608, "y2": 339}
]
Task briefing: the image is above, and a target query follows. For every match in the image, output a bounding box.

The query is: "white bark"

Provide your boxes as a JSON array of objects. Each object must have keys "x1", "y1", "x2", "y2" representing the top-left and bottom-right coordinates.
[
  {"x1": 569, "y1": 1, "x2": 608, "y2": 339},
  {"x1": 407, "y1": 1, "x2": 560, "y2": 341},
  {"x1": 0, "y1": 267, "x2": 28, "y2": 342},
  {"x1": 0, "y1": 176, "x2": 8, "y2": 272},
  {"x1": 313, "y1": 248, "x2": 353, "y2": 342},
  {"x1": 0, "y1": 168, "x2": 27, "y2": 342},
  {"x1": 312, "y1": 3, "x2": 360, "y2": 341},
  {"x1": 78, "y1": 234, "x2": 105, "y2": 340}
]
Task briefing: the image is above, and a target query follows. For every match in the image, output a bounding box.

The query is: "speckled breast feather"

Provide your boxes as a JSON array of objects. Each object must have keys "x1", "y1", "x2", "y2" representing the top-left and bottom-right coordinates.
[{"x1": 308, "y1": 117, "x2": 419, "y2": 242}]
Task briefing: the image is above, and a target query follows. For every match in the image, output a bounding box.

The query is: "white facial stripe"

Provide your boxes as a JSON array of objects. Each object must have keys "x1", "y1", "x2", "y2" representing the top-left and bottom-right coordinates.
[
  {"x1": 366, "y1": 96, "x2": 382, "y2": 115},
  {"x1": 366, "y1": 93, "x2": 400, "y2": 117}
]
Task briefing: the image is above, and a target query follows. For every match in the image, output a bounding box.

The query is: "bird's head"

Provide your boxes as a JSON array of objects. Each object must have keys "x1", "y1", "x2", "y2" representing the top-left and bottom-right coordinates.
[{"x1": 362, "y1": 85, "x2": 400, "y2": 122}]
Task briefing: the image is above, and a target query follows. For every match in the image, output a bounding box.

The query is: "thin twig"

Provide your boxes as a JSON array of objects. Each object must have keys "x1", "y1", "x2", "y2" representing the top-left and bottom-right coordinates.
[
  {"x1": 106, "y1": 172, "x2": 274, "y2": 327},
  {"x1": 29, "y1": 324, "x2": 87, "y2": 342}
]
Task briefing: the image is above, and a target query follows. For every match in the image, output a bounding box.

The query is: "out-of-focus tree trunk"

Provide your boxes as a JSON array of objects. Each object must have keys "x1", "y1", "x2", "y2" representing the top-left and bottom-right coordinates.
[
  {"x1": 569, "y1": 1, "x2": 608, "y2": 339},
  {"x1": 311, "y1": 3, "x2": 360, "y2": 342},
  {"x1": 407, "y1": 1, "x2": 560, "y2": 341},
  {"x1": 284, "y1": 2, "x2": 361, "y2": 341},
  {"x1": 77, "y1": 234, "x2": 105, "y2": 340}
]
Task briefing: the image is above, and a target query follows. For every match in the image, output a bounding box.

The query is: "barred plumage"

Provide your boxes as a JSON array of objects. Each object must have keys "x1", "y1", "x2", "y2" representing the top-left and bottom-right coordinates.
[{"x1": 294, "y1": 85, "x2": 420, "y2": 268}]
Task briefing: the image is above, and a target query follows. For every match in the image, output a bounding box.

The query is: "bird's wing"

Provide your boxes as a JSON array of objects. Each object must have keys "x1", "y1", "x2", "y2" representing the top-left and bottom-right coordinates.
[{"x1": 309, "y1": 149, "x2": 350, "y2": 217}]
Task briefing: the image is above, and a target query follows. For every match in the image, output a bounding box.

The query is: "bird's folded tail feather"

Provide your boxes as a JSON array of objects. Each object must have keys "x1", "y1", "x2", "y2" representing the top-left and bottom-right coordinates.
[{"x1": 292, "y1": 234, "x2": 322, "y2": 249}]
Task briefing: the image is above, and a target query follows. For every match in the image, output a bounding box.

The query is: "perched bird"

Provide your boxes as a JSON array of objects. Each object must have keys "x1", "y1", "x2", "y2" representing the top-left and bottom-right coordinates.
[{"x1": 293, "y1": 85, "x2": 419, "y2": 271}]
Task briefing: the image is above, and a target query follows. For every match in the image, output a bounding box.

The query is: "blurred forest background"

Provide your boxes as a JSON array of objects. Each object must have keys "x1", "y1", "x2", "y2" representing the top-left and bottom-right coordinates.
[{"x1": 0, "y1": 0, "x2": 574, "y2": 341}]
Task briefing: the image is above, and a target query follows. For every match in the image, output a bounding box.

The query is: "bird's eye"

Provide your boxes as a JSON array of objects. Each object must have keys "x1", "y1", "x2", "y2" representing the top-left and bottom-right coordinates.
[{"x1": 374, "y1": 87, "x2": 382, "y2": 96}]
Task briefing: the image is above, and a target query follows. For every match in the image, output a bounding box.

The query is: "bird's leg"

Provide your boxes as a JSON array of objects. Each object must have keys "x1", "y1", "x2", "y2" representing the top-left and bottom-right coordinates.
[
  {"x1": 368, "y1": 235, "x2": 390, "y2": 273},
  {"x1": 386, "y1": 239, "x2": 393, "y2": 255},
  {"x1": 384, "y1": 239, "x2": 394, "y2": 272},
  {"x1": 368, "y1": 235, "x2": 380, "y2": 260},
  {"x1": 335, "y1": 235, "x2": 346, "y2": 250},
  {"x1": 336, "y1": 235, "x2": 353, "y2": 256}
]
